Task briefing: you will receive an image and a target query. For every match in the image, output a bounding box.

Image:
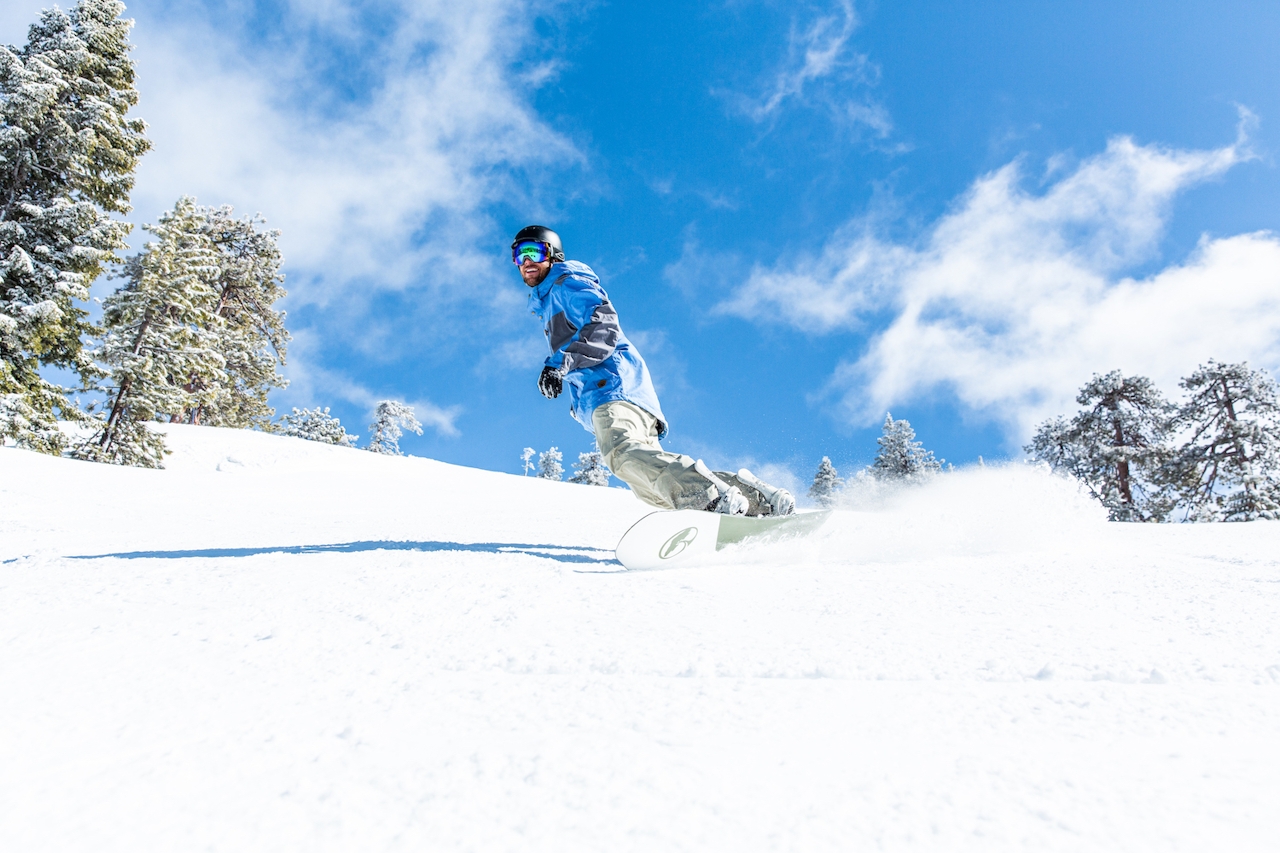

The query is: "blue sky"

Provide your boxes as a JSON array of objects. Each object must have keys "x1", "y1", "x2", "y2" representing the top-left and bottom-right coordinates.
[{"x1": 6, "y1": 0, "x2": 1280, "y2": 490}]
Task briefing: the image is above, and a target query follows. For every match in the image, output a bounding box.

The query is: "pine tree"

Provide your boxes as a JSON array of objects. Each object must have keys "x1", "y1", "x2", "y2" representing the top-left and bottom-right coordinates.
[
  {"x1": 366, "y1": 400, "x2": 421, "y2": 455},
  {"x1": 871, "y1": 413, "x2": 942, "y2": 481},
  {"x1": 538, "y1": 446, "x2": 563, "y2": 481},
  {"x1": 520, "y1": 446, "x2": 535, "y2": 475},
  {"x1": 174, "y1": 205, "x2": 288, "y2": 428},
  {"x1": 1165, "y1": 361, "x2": 1280, "y2": 521},
  {"x1": 1026, "y1": 371, "x2": 1174, "y2": 522},
  {"x1": 569, "y1": 447, "x2": 610, "y2": 486},
  {"x1": 277, "y1": 406, "x2": 357, "y2": 447},
  {"x1": 0, "y1": 0, "x2": 150, "y2": 453},
  {"x1": 75, "y1": 198, "x2": 223, "y2": 467},
  {"x1": 809, "y1": 456, "x2": 844, "y2": 506}
]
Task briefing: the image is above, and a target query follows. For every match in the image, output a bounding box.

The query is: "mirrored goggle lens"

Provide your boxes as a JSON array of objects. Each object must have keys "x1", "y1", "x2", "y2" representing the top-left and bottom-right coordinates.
[{"x1": 513, "y1": 240, "x2": 550, "y2": 264}]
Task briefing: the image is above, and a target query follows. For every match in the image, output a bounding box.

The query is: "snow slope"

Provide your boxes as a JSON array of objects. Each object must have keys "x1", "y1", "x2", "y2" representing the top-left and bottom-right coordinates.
[{"x1": 2, "y1": 425, "x2": 1279, "y2": 852}]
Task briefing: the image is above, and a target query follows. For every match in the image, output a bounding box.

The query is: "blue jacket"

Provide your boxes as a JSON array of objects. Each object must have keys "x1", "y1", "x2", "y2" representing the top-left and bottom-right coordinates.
[{"x1": 528, "y1": 260, "x2": 668, "y2": 438}]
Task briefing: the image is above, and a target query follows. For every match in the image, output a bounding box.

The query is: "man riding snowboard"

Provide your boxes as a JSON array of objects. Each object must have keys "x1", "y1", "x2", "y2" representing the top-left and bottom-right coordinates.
[{"x1": 514, "y1": 225, "x2": 794, "y2": 517}]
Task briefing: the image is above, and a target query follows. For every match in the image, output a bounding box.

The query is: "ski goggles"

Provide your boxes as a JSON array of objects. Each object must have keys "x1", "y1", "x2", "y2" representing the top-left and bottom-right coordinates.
[{"x1": 512, "y1": 240, "x2": 552, "y2": 265}]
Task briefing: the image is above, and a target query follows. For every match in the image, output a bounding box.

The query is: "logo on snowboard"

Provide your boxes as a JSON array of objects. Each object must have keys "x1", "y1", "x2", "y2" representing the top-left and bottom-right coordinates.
[{"x1": 659, "y1": 526, "x2": 698, "y2": 559}]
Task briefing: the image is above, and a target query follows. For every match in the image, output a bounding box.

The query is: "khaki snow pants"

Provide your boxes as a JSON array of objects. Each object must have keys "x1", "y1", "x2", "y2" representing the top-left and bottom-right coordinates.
[{"x1": 591, "y1": 401, "x2": 718, "y2": 511}]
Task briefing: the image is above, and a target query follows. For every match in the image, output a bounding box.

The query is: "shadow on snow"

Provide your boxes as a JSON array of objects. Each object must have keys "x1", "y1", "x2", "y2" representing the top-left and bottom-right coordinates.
[{"x1": 67, "y1": 540, "x2": 620, "y2": 566}]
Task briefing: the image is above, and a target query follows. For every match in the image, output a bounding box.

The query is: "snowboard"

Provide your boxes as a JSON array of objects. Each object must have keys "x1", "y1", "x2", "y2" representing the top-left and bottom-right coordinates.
[{"x1": 614, "y1": 509, "x2": 832, "y2": 571}]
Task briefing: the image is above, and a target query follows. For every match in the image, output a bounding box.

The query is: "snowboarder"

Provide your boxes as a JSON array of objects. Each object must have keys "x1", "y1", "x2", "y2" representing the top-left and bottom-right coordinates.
[{"x1": 513, "y1": 225, "x2": 794, "y2": 517}]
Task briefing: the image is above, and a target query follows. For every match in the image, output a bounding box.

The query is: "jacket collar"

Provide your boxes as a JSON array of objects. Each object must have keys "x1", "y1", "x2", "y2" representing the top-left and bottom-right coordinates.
[{"x1": 529, "y1": 261, "x2": 570, "y2": 302}]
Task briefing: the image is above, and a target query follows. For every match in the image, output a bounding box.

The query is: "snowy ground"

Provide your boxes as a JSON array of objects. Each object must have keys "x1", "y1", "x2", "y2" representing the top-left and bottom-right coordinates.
[{"x1": 2, "y1": 425, "x2": 1279, "y2": 852}]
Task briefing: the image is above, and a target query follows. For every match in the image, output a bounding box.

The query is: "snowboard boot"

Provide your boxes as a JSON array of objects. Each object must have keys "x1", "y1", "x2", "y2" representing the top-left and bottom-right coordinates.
[
  {"x1": 736, "y1": 468, "x2": 796, "y2": 516},
  {"x1": 710, "y1": 470, "x2": 796, "y2": 516},
  {"x1": 708, "y1": 487, "x2": 750, "y2": 516},
  {"x1": 710, "y1": 472, "x2": 767, "y2": 516},
  {"x1": 694, "y1": 460, "x2": 749, "y2": 516}
]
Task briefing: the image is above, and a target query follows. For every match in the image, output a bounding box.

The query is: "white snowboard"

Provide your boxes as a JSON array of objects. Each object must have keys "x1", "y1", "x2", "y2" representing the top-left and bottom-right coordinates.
[{"x1": 614, "y1": 510, "x2": 832, "y2": 571}]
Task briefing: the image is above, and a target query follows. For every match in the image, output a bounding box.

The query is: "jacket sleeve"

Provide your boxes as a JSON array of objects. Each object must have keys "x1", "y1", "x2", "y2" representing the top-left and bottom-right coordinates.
[{"x1": 545, "y1": 275, "x2": 621, "y2": 372}]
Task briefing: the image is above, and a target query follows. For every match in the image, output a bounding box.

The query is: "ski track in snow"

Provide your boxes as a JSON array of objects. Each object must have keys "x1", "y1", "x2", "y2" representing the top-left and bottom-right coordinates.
[{"x1": 2, "y1": 424, "x2": 1279, "y2": 852}]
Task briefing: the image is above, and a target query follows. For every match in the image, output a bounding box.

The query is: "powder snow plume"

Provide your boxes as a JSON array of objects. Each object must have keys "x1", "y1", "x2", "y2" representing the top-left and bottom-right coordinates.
[{"x1": 724, "y1": 464, "x2": 1108, "y2": 567}]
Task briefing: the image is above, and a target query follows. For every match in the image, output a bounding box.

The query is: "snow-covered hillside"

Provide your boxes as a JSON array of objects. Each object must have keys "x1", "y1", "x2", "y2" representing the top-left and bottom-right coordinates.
[{"x1": 2, "y1": 425, "x2": 1279, "y2": 852}]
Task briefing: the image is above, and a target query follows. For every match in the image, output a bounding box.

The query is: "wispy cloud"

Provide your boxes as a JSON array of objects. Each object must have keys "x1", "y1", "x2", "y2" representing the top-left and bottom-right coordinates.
[
  {"x1": 733, "y1": 0, "x2": 889, "y2": 139},
  {"x1": 129, "y1": 1, "x2": 576, "y2": 301},
  {"x1": 625, "y1": 328, "x2": 690, "y2": 399},
  {"x1": 280, "y1": 328, "x2": 463, "y2": 437},
  {"x1": 720, "y1": 112, "x2": 1279, "y2": 444},
  {"x1": 662, "y1": 226, "x2": 742, "y2": 299},
  {"x1": 714, "y1": 220, "x2": 907, "y2": 331},
  {"x1": 752, "y1": 0, "x2": 860, "y2": 119},
  {"x1": 402, "y1": 398, "x2": 464, "y2": 438}
]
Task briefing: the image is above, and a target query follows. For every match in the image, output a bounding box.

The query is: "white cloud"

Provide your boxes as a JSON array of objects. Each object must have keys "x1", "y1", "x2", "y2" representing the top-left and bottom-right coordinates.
[
  {"x1": 402, "y1": 398, "x2": 464, "y2": 438},
  {"x1": 753, "y1": 0, "x2": 860, "y2": 119},
  {"x1": 720, "y1": 114, "x2": 1280, "y2": 445},
  {"x1": 662, "y1": 227, "x2": 742, "y2": 299},
  {"x1": 737, "y1": 0, "x2": 888, "y2": 138},
  {"x1": 626, "y1": 328, "x2": 690, "y2": 399},
  {"x1": 487, "y1": 335, "x2": 547, "y2": 372},
  {"x1": 279, "y1": 328, "x2": 463, "y2": 437},
  {"x1": 128, "y1": 1, "x2": 574, "y2": 304},
  {"x1": 715, "y1": 221, "x2": 908, "y2": 332}
]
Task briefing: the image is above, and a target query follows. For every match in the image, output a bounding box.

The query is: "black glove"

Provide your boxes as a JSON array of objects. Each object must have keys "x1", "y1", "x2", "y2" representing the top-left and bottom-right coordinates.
[{"x1": 538, "y1": 365, "x2": 564, "y2": 399}]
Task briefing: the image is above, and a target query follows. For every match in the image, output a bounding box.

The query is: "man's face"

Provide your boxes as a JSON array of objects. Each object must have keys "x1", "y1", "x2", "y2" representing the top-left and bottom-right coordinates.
[{"x1": 519, "y1": 256, "x2": 552, "y2": 287}]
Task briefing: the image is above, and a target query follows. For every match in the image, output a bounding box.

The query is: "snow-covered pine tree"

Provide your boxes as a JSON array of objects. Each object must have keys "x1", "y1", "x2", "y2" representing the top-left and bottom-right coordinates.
[
  {"x1": 809, "y1": 456, "x2": 844, "y2": 506},
  {"x1": 366, "y1": 400, "x2": 422, "y2": 455},
  {"x1": 1165, "y1": 361, "x2": 1280, "y2": 521},
  {"x1": 277, "y1": 406, "x2": 357, "y2": 447},
  {"x1": 174, "y1": 205, "x2": 288, "y2": 429},
  {"x1": 569, "y1": 447, "x2": 610, "y2": 486},
  {"x1": 1026, "y1": 371, "x2": 1174, "y2": 522},
  {"x1": 871, "y1": 413, "x2": 942, "y2": 481},
  {"x1": 0, "y1": 0, "x2": 150, "y2": 453},
  {"x1": 521, "y1": 447, "x2": 536, "y2": 475},
  {"x1": 75, "y1": 198, "x2": 223, "y2": 467},
  {"x1": 538, "y1": 446, "x2": 563, "y2": 481}
]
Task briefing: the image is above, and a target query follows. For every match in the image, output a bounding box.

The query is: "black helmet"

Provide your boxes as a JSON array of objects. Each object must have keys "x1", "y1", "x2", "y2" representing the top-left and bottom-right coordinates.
[{"x1": 512, "y1": 225, "x2": 565, "y2": 262}]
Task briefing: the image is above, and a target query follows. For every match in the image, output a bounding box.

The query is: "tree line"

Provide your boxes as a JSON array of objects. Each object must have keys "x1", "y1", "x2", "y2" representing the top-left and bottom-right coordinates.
[
  {"x1": 805, "y1": 363, "x2": 1280, "y2": 524},
  {"x1": 521, "y1": 445, "x2": 611, "y2": 486},
  {"x1": 806, "y1": 413, "x2": 945, "y2": 507},
  {"x1": 1026, "y1": 363, "x2": 1280, "y2": 522},
  {"x1": 522, "y1": 412, "x2": 951, "y2": 498},
  {"x1": 277, "y1": 401, "x2": 426, "y2": 457}
]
